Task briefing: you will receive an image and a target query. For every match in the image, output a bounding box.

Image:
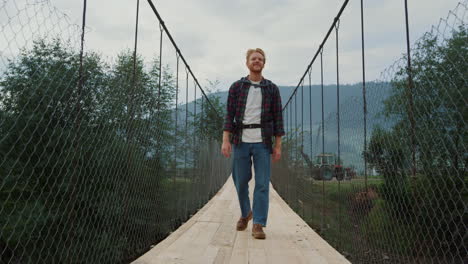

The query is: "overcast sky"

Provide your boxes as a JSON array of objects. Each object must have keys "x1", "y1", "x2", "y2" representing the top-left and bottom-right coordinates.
[{"x1": 2, "y1": 0, "x2": 463, "y2": 101}]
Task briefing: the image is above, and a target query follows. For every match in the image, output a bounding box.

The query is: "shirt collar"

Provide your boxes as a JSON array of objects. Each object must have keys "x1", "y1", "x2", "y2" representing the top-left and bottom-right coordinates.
[{"x1": 240, "y1": 76, "x2": 269, "y2": 88}]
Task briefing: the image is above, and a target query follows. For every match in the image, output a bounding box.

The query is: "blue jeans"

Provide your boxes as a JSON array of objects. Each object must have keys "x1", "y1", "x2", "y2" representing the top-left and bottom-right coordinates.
[{"x1": 232, "y1": 142, "x2": 271, "y2": 227}]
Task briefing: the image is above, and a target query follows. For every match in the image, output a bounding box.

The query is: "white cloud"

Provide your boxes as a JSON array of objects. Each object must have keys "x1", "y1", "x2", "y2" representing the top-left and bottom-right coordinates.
[{"x1": 3, "y1": 0, "x2": 464, "y2": 102}]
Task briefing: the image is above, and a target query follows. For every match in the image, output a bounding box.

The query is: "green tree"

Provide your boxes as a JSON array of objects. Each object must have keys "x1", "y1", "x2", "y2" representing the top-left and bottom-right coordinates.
[
  {"x1": 0, "y1": 39, "x2": 179, "y2": 263},
  {"x1": 105, "y1": 50, "x2": 178, "y2": 260},
  {"x1": 0, "y1": 38, "x2": 122, "y2": 263},
  {"x1": 365, "y1": 26, "x2": 467, "y2": 257},
  {"x1": 364, "y1": 125, "x2": 412, "y2": 220},
  {"x1": 192, "y1": 80, "x2": 225, "y2": 143}
]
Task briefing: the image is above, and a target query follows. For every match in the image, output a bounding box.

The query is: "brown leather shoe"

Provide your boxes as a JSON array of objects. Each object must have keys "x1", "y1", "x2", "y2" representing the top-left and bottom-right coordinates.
[
  {"x1": 252, "y1": 223, "x2": 266, "y2": 239},
  {"x1": 236, "y1": 211, "x2": 252, "y2": 231}
]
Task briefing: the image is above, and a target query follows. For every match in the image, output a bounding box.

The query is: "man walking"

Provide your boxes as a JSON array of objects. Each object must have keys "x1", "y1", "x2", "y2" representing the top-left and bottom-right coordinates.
[{"x1": 221, "y1": 48, "x2": 285, "y2": 239}]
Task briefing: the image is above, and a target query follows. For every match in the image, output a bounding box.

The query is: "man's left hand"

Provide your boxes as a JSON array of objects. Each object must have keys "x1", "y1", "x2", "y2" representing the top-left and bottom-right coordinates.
[{"x1": 272, "y1": 147, "x2": 281, "y2": 163}]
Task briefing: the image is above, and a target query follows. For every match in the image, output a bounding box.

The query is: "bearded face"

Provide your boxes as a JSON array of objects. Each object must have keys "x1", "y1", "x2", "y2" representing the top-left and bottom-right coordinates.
[{"x1": 246, "y1": 52, "x2": 265, "y2": 73}]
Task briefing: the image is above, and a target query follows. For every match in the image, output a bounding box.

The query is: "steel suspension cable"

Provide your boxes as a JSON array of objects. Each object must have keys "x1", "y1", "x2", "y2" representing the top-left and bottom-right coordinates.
[
  {"x1": 283, "y1": 0, "x2": 349, "y2": 110},
  {"x1": 145, "y1": 0, "x2": 220, "y2": 117}
]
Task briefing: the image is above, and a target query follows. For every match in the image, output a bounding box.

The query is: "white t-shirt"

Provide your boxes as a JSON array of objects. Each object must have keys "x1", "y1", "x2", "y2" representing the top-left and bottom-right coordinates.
[{"x1": 241, "y1": 81, "x2": 262, "y2": 142}]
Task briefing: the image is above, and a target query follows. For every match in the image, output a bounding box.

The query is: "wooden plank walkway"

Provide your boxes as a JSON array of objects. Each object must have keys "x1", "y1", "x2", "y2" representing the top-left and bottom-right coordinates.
[{"x1": 133, "y1": 171, "x2": 350, "y2": 264}]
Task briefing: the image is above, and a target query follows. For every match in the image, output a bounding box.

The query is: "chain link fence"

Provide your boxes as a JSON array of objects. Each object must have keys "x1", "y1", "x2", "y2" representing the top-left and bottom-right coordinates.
[
  {"x1": 1, "y1": 0, "x2": 467, "y2": 263},
  {"x1": 0, "y1": 0, "x2": 230, "y2": 263},
  {"x1": 272, "y1": 1, "x2": 467, "y2": 263}
]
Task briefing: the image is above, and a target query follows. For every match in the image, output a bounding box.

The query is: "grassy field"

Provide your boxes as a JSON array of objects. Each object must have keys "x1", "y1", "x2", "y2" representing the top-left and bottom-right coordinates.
[
  {"x1": 273, "y1": 174, "x2": 459, "y2": 263},
  {"x1": 274, "y1": 175, "x2": 417, "y2": 262}
]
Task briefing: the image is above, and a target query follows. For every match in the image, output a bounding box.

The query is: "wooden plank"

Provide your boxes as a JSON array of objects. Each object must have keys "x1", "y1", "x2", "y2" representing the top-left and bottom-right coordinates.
[
  {"x1": 228, "y1": 231, "x2": 249, "y2": 264},
  {"x1": 248, "y1": 248, "x2": 267, "y2": 264},
  {"x1": 133, "y1": 172, "x2": 350, "y2": 264},
  {"x1": 212, "y1": 246, "x2": 232, "y2": 264},
  {"x1": 210, "y1": 211, "x2": 237, "y2": 247}
]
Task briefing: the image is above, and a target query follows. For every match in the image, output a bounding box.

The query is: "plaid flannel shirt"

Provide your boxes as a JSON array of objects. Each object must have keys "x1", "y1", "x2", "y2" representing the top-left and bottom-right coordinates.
[{"x1": 223, "y1": 76, "x2": 285, "y2": 154}]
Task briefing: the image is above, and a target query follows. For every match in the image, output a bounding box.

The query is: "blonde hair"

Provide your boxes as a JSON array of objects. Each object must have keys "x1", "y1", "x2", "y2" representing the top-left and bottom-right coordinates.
[{"x1": 246, "y1": 48, "x2": 266, "y2": 63}]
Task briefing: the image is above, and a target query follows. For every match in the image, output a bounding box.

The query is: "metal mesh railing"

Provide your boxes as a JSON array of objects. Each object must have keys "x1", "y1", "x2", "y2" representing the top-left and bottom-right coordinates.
[
  {"x1": 1, "y1": 0, "x2": 467, "y2": 263},
  {"x1": 0, "y1": 0, "x2": 230, "y2": 263},
  {"x1": 272, "y1": 1, "x2": 467, "y2": 263}
]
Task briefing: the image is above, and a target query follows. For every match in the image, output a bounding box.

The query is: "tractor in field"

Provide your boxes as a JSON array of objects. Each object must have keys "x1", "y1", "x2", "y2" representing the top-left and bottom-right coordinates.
[
  {"x1": 299, "y1": 147, "x2": 355, "y2": 181},
  {"x1": 314, "y1": 153, "x2": 354, "y2": 181},
  {"x1": 344, "y1": 167, "x2": 356, "y2": 180}
]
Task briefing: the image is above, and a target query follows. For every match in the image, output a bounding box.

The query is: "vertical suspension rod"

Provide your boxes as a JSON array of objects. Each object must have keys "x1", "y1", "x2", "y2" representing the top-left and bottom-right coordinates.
[
  {"x1": 404, "y1": 0, "x2": 417, "y2": 178},
  {"x1": 145, "y1": 0, "x2": 219, "y2": 116},
  {"x1": 335, "y1": 19, "x2": 342, "y2": 249},
  {"x1": 320, "y1": 50, "x2": 325, "y2": 231},
  {"x1": 361, "y1": 0, "x2": 368, "y2": 194},
  {"x1": 283, "y1": 0, "x2": 349, "y2": 110}
]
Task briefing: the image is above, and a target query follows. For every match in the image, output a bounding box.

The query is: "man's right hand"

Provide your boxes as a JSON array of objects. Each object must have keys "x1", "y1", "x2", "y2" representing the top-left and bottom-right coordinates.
[{"x1": 221, "y1": 141, "x2": 232, "y2": 158}]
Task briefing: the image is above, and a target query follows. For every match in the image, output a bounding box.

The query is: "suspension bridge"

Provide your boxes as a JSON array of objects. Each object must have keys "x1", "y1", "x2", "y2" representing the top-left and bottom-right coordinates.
[
  {"x1": 134, "y1": 175, "x2": 349, "y2": 264},
  {"x1": 0, "y1": 0, "x2": 466, "y2": 263}
]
